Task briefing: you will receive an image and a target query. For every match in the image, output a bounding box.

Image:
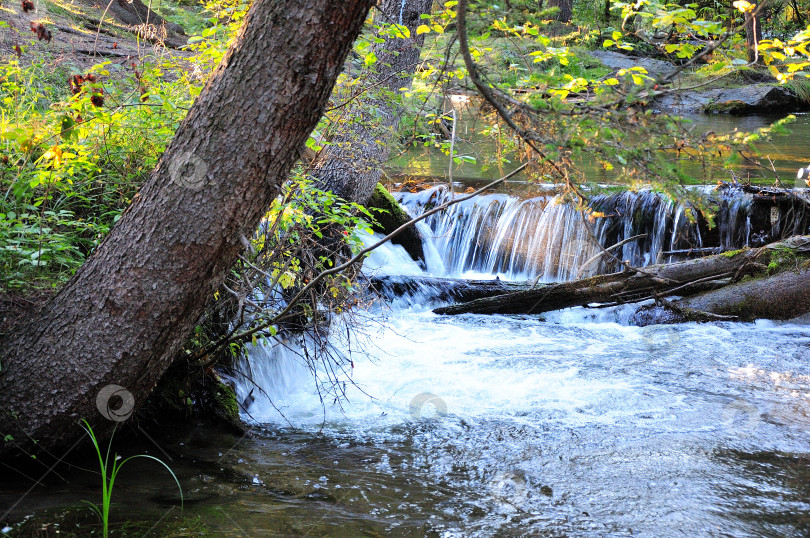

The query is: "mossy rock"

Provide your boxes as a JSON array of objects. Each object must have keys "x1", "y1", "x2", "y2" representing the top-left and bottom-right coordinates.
[{"x1": 367, "y1": 183, "x2": 425, "y2": 263}]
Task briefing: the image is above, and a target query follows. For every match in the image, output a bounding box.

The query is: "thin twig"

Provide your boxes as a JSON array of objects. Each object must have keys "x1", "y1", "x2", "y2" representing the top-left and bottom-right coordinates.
[{"x1": 576, "y1": 233, "x2": 647, "y2": 278}]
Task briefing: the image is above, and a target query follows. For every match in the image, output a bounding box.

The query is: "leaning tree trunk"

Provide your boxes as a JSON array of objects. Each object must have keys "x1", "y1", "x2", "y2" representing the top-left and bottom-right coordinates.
[
  {"x1": 312, "y1": 0, "x2": 432, "y2": 204},
  {"x1": 308, "y1": 0, "x2": 432, "y2": 263},
  {"x1": 0, "y1": 0, "x2": 374, "y2": 456}
]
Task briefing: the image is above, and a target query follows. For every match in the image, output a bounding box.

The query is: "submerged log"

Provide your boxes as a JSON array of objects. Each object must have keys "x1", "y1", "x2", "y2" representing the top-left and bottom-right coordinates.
[
  {"x1": 434, "y1": 236, "x2": 810, "y2": 318},
  {"x1": 370, "y1": 275, "x2": 529, "y2": 303},
  {"x1": 433, "y1": 249, "x2": 756, "y2": 315}
]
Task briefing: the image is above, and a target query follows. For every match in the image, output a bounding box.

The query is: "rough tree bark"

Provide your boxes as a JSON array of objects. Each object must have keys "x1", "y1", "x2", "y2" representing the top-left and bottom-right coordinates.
[
  {"x1": 0, "y1": 0, "x2": 375, "y2": 455},
  {"x1": 309, "y1": 0, "x2": 432, "y2": 262},
  {"x1": 312, "y1": 0, "x2": 432, "y2": 203},
  {"x1": 745, "y1": 5, "x2": 763, "y2": 63}
]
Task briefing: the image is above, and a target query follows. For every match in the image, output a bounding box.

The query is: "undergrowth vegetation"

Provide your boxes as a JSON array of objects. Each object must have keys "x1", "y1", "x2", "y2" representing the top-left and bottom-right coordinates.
[{"x1": 0, "y1": 0, "x2": 373, "y2": 295}]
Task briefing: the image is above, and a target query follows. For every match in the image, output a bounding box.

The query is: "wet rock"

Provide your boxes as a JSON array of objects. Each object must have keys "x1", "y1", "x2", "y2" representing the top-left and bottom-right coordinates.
[
  {"x1": 368, "y1": 183, "x2": 425, "y2": 263},
  {"x1": 703, "y1": 84, "x2": 804, "y2": 114},
  {"x1": 588, "y1": 51, "x2": 807, "y2": 114},
  {"x1": 655, "y1": 84, "x2": 805, "y2": 115},
  {"x1": 588, "y1": 50, "x2": 677, "y2": 78},
  {"x1": 630, "y1": 304, "x2": 687, "y2": 326},
  {"x1": 653, "y1": 90, "x2": 718, "y2": 115}
]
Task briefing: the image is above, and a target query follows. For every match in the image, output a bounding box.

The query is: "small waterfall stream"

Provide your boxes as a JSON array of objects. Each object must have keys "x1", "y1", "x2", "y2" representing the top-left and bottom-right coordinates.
[
  {"x1": 226, "y1": 185, "x2": 810, "y2": 536},
  {"x1": 395, "y1": 186, "x2": 708, "y2": 282}
]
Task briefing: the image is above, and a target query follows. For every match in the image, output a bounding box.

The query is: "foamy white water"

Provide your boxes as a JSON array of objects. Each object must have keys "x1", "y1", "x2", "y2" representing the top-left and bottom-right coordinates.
[{"x1": 230, "y1": 191, "x2": 810, "y2": 536}]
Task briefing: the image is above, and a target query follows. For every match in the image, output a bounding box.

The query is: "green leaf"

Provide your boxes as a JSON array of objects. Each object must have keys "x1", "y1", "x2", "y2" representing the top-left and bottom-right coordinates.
[
  {"x1": 389, "y1": 23, "x2": 410, "y2": 38},
  {"x1": 1, "y1": 128, "x2": 28, "y2": 141},
  {"x1": 364, "y1": 51, "x2": 378, "y2": 67},
  {"x1": 60, "y1": 116, "x2": 77, "y2": 141}
]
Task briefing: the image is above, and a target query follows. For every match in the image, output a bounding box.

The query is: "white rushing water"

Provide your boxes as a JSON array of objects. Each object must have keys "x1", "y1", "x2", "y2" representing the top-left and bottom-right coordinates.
[
  {"x1": 231, "y1": 189, "x2": 810, "y2": 536},
  {"x1": 389, "y1": 187, "x2": 706, "y2": 281}
]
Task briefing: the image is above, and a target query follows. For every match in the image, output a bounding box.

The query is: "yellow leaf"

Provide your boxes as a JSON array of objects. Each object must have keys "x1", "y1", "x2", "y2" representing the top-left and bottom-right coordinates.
[
  {"x1": 43, "y1": 145, "x2": 63, "y2": 167},
  {"x1": 416, "y1": 24, "x2": 431, "y2": 35},
  {"x1": 732, "y1": 0, "x2": 755, "y2": 12}
]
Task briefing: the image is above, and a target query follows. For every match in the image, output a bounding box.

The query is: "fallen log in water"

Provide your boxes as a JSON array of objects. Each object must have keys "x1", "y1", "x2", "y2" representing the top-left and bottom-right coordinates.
[
  {"x1": 433, "y1": 236, "x2": 810, "y2": 319},
  {"x1": 676, "y1": 266, "x2": 810, "y2": 320},
  {"x1": 370, "y1": 275, "x2": 530, "y2": 303}
]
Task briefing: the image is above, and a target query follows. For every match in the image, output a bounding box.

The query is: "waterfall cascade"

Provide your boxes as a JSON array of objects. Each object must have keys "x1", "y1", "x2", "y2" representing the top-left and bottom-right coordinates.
[
  {"x1": 396, "y1": 186, "x2": 709, "y2": 283},
  {"x1": 390, "y1": 184, "x2": 809, "y2": 283}
]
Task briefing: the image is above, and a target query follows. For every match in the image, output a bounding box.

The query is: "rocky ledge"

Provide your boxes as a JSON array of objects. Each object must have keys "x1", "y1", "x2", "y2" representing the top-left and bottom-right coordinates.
[{"x1": 589, "y1": 50, "x2": 809, "y2": 114}]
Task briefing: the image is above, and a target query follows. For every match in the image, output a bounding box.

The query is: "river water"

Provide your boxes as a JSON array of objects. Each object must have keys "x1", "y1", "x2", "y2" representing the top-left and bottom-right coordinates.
[
  {"x1": 392, "y1": 112, "x2": 810, "y2": 185},
  {"x1": 217, "y1": 186, "x2": 810, "y2": 536},
  {"x1": 229, "y1": 291, "x2": 810, "y2": 536}
]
